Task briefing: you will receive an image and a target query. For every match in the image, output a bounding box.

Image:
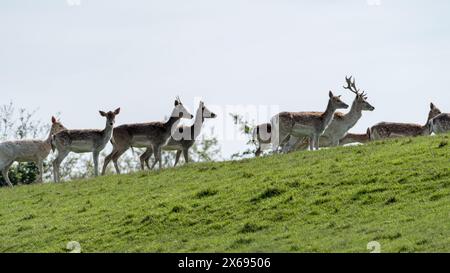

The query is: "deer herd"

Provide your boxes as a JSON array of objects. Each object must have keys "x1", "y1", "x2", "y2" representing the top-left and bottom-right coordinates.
[{"x1": 1, "y1": 77, "x2": 449, "y2": 187}]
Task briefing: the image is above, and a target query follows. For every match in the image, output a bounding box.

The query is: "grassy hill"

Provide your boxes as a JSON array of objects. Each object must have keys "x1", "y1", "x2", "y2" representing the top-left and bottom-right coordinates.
[{"x1": 0, "y1": 134, "x2": 449, "y2": 253}]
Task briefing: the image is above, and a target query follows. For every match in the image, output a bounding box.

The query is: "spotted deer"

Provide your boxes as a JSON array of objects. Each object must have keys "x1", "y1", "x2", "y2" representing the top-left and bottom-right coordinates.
[
  {"x1": 0, "y1": 117, "x2": 66, "y2": 187},
  {"x1": 281, "y1": 76, "x2": 375, "y2": 152},
  {"x1": 101, "y1": 97, "x2": 193, "y2": 174},
  {"x1": 429, "y1": 104, "x2": 450, "y2": 134},
  {"x1": 339, "y1": 128, "x2": 371, "y2": 145},
  {"x1": 139, "y1": 101, "x2": 217, "y2": 169},
  {"x1": 370, "y1": 103, "x2": 441, "y2": 140},
  {"x1": 271, "y1": 91, "x2": 349, "y2": 151},
  {"x1": 52, "y1": 108, "x2": 120, "y2": 182}
]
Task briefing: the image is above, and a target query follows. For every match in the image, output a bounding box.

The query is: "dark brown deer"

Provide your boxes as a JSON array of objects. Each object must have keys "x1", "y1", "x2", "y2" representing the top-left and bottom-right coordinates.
[
  {"x1": 101, "y1": 97, "x2": 193, "y2": 174},
  {"x1": 139, "y1": 101, "x2": 216, "y2": 169}
]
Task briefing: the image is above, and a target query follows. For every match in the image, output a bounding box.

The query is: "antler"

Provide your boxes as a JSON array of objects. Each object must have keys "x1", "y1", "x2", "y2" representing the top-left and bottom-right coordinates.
[{"x1": 343, "y1": 76, "x2": 367, "y2": 98}]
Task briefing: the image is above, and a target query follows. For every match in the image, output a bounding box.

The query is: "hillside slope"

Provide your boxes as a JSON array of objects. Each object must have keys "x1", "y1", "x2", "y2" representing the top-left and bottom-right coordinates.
[{"x1": 0, "y1": 134, "x2": 449, "y2": 253}]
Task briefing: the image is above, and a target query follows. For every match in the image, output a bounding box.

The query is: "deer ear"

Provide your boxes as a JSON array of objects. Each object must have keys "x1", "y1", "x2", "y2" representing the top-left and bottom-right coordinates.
[
  {"x1": 114, "y1": 108, "x2": 121, "y2": 115},
  {"x1": 329, "y1": 91, "x2": 333, "y2": 98},
  {"x1": 99, "y1": 111, "x2": 107, "y2": 117},
  {"x1": 430, "y1": 102, "x2": 436, "y2": 109},
  {"x1": 52, "y1": 116, "x2": 57, "y2": 124},
  {"x1": 175, "y1": 100, "x2": 179, "y2": 106}
]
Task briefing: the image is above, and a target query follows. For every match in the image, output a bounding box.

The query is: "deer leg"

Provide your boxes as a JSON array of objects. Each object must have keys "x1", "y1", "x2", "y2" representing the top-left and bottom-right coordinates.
[
  {"x1": 36, "y1": 159, "x2": 44, "y2": 183},
  {"x1": 53, "y1": 150, "x2": 69, "y2": 182},
  {"x1": 156, "y1": 146, "x2": 163, "y2": 170},
  {"x1": 308, "y1": 136, "x2": 314, "y2": 151},
  {"x1": 140, "y1": 148, "x2": 153, "y2": 171},
  {"x1": 93, "y1": 151, "x2": 100, "y2": 177},
  {"x1": 183, "y1": 149, "x2": 189, "y2": 164},
  {"x1": 144, "y1": 152, "x2": 152, "y2": 170},
  {"x1": 112, "y1": 148, "x2": 128, "y2": 175},
  {"x1": 174, "y1": 150, "x2": 182, "y2": 167},
  {"x1": 255, "y1": 144, "x2": 262, "y2": 157},
  {"x1": 102, "y1": 150, "x2": 115, "y2": 175},
  {"x1": 313, "y1": 134, "x2": 319, "y2": 150}
]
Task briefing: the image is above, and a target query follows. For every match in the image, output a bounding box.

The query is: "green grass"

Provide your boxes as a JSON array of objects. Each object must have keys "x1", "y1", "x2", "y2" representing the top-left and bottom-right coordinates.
[{"x1": 0, "y1": 134, "x2": 449, "y2": 253}]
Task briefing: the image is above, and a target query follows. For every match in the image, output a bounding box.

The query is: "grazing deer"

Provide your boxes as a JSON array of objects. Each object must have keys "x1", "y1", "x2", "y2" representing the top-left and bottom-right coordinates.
[
  {"x1": 52, "y1": 108, "x2": 120, "y2": 182},
  {"x1": 101, "y1": 97, "x2": 193, "y2": 174},
  {"x1": 370, "y1": 103, "x2": 441, "y2": 140},
  {"x1": 0, "y1": 117, "x2": 66, "y2": 187},
  {"x1": 271, "y1": 91, "x2": 349, "y2": 151},
  {"x1": 429, "y1": 104, "x2": 450, "y2": 134},
  {"x1": 139, "y1": 101, "x2": 217, "y2": 169},
  {"x1": 340, "y1": 128, "x2": 372, "y2": 145}
]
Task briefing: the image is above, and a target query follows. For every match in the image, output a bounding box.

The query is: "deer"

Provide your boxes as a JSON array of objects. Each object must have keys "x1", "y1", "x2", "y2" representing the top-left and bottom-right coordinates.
[
  {"x1": 279, "y1": 76, "x2": 375, "y2": 152},
  {"x1": 52, "y1": 108, "x2": 120, "y2": 182},
  {"x1": 270, "y1": 90, "x2": 349, "y2": 151},
  {"x1": 339, "y1": 128, "x2": 372, "y2": 145},
  {"x1": 429, "y1": 104, "x2": 450, "y2": 134},
  {"x1": 0, "y1": 117, "x2": 66, "y2": 187},
  {"x1": 101, "y1": 97, "x2": 193, "y2": 175},
  {"x1": 370, "y1": 103, "x2": 441, "y2": 140},
  {"x1": 139, "y1": 101, "x2": 217, "y2": 169}
]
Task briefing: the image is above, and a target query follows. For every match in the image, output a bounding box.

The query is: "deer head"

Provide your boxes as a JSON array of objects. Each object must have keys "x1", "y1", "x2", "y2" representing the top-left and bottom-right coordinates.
[
  {"x1": 50, "y1": 116, "x2": 67, "y2": 135},
  {"x1": 172, "y1": 97, "x2": 194, "y2": 119},
  {"x1": 329, "y1": 91, "x2": 349, "y2": 110},
  {"x1": 99, "y1": 108, "x2": 121, "y2": 126},
  {"x1": 199, "y1": 101, "x2": 217, "y2": 120},
  {"x1": 428, "y1": 102, "x2": 441, "y2": 122},
  {"x1": 343, "y1": 76, "x2": 375, "y2": 111}
]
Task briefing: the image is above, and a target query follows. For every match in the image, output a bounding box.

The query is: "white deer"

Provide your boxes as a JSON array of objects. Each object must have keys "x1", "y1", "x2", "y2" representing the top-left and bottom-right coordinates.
[{"x1": 0, "y1": 117, "x2": 66, "y2": 187}]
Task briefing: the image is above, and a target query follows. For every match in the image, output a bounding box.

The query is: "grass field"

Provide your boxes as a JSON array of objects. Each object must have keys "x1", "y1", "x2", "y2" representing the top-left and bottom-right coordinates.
[{"x1": 0, "y1": 134, "x2": 449, "y2": 253}]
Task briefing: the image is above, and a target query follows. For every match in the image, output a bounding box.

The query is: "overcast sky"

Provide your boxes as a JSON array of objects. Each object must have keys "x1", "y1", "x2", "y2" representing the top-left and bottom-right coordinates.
[{"x1": 1, "y1": 0, "x2": 449, "y2": 158}]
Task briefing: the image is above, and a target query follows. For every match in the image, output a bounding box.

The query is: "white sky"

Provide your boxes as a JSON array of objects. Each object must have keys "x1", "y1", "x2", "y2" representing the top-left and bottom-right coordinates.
[{"x1": 1, "y1": 0, "x2": 450, "y2": 158}]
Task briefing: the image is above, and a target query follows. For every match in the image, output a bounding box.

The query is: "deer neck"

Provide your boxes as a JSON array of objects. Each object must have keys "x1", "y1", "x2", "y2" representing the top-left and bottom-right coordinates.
[
  {"x1": 187, "y1": 106, "x2": 204, "y2": 140},
  {"x1": 342, "y1": 100, "x2": 363, "y2": 129},
  {"x1": 165, "y1": 115, "x2": 182, "y2": 133},
  {"x1": 45, "y1": 128, "x2": 54, "y2": 145},
  {"x1": 100, "y1": 122, "x2": 114, "y2": 142},
  {"x1": 321, "y1": 100, "x2": 337, "y2": 131}
]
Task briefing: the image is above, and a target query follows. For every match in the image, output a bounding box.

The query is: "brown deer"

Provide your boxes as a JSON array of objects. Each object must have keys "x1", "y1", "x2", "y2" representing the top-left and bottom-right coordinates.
[
  {"x1": 139, "y1": 101, "x2": 217, "y2": 169},
  {"x1": 101, "y1": 97, "x2": 193, "y2": 174},
  {"x1": 271, "y1": 91, "x2": 349, "y2": 151},
  {"x1": 0, "y1": 117, "x2": 66, "y2": 187},
  {"x1": 340, "y1": 128, "x2": 371, "y2": 145},
  {"x1": 429, "y1": 104, "x2": 450, "y2": 134},
  {"x1": 52, "y1": 108, "x2": 120, "y2": 182},
  {"x1": 281, "y1": 76, "x2": 375, "y2": 152},
  {"x1": 370, "y1": 103, "x2": 441, "y2": 140}
]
